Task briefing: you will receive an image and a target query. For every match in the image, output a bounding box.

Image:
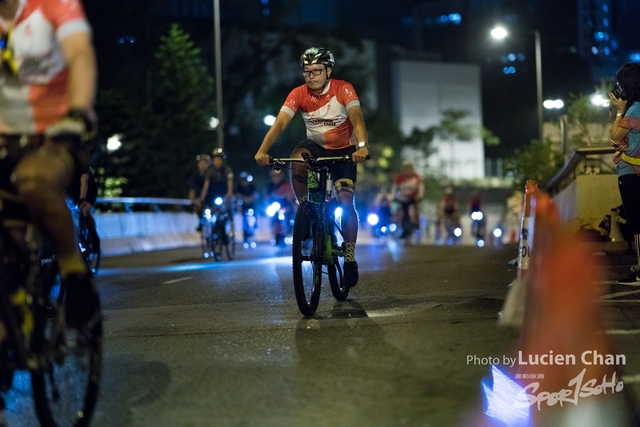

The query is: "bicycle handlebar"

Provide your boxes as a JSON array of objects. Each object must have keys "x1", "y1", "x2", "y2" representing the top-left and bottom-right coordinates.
[{"x1": 263, "y1": 153, "x2": 370, "y2": 170}]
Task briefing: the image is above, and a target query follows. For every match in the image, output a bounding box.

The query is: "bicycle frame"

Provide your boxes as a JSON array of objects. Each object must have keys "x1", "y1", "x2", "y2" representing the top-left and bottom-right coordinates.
[
  {"x1": 271, "y1": 155, "x2": 349, "y2": 266},
  {"x1": 0, "y1": 217, "x2": 44, "y2": 371}
]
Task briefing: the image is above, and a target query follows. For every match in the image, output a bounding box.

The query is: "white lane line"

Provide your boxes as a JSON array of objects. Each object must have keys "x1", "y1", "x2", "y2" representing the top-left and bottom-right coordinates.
[
  {"x1": 605, "y1": 330, "x2": 640, "y2": 335},
  {"x1": 162, "y1": 276, "x2": 193, "y2": 285},
  {"x1": 599, "y1": 289, "x2": 640, "y2": 301}
]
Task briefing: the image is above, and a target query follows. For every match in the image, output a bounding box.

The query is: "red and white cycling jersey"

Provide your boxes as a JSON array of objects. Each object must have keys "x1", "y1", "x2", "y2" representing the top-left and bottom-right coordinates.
[
  {"x1": 0, "y1": 0, "x2": 91, "y2": 134},
  {"x1": 280, "y1": 79, "x2": 360, "y2": 150},
  {"x1": 393, "y1": 173, "x2": 424, "y2": 203}
]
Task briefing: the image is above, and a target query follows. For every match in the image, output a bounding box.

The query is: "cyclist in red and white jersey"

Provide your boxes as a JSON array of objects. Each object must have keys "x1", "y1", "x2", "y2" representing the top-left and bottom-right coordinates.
[
  {"x1": 391, "y1": 163, "x2": 424, "y2": 233},
  {"x1": 255, "y1": 47, "x2": 369, "y2": 288},
  {"x1": 0, "y1": 0, "x2": 99, "y2": 332}
]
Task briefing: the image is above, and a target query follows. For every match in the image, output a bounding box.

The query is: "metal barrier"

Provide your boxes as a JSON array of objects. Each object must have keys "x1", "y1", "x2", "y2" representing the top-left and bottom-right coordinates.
[
  {"x1": 545, "y1": 145, "x2": 616, "y2": 196},
  {"x1": 95, "y1": 197, "x2": 191, "y2": 213}
]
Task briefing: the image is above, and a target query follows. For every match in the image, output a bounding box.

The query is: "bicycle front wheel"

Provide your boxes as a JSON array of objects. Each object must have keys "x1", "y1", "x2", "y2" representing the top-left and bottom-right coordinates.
[
  {"x1": 31, "y1": 279, "x2": 103, "y2": 427},
  {"x1": 292, "y1": 201, "x2": 322, "y2": 316},
  {"x1": 225, "y1": 219, "x2": 236, "y2": 261}
]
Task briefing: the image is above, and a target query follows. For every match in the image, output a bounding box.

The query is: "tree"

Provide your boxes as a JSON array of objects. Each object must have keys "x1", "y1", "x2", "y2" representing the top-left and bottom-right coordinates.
[
  {"x1": 427, "y1": 110, "x2": 476, "y2": 180},
  {"x1": 565, "y1": 79, "x2": 614, "y2": 148},
  {"x1": 504, "y1": 139, "x2": 564, "y2": 189},
  {"x1": 99, "y1": 24, "x2": 215, "y2": 198}
]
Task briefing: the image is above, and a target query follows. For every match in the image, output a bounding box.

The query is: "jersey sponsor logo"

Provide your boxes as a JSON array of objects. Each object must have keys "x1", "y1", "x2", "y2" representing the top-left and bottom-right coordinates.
[{"x1": 308, "y1": 116, "x2": 340, "y2": 127}]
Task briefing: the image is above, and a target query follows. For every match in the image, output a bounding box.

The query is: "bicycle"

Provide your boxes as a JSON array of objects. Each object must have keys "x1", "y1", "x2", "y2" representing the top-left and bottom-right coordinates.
[
  {"x1": 268, "y1": 153, "x2": 361, "y2": 316},
  {"x1": 200, "y1": 198, "x2": 235, "y2": 261},
  {"x1": 0, "y1": 210, "x2": 103, "y2": 426}
]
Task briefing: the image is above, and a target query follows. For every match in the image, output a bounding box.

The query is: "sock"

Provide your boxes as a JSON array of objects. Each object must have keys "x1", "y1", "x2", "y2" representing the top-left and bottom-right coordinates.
[
  {"x1": 57, "y1": 253, "x2": 87, "y2": 279},
  {"x1": 345, "y1": 242, "x2": 356, "y2": 262},
  {"x1": 297, "y1": 195, "x2": 308, "y2": 203}
]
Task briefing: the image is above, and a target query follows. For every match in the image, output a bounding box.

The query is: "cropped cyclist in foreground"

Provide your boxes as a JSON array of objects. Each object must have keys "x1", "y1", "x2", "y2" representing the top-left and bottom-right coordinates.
[
  {"x1": 254, "y1": 47, "x2": 369, "y2": 288},
  {"x1": 0, "y1": 0, "x2": 99, "y2": 334}
]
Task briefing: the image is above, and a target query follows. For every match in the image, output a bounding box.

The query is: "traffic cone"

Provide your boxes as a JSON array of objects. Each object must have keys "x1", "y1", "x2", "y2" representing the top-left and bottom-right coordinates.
[
  {"x1": 498, "y1": 180, "x2": 538, "y2": 327},
  {"x1": 471, "y1": 194, "x2": 632, "y2": 426},
  {"x1": 517, "y1": 194, "x2": 630, "y2": 425}
]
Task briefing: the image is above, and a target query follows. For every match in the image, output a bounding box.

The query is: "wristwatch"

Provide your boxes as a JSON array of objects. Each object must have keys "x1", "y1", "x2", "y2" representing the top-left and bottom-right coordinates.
[{"x1": 616, "y1": 112, "x2": 623, "y2": 118}]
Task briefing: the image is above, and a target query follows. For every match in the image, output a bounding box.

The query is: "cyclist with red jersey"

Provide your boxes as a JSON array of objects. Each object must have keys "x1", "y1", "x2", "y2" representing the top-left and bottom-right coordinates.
[
  {"x1": 0, "y1": 0, "x2": 99, "y2": 331},
  {"x1": 254, "y1": 47, "x2": 369, "y2": 288},
  {"x1": 391, "y1": 163, "x2": 424, "y2": 235}
]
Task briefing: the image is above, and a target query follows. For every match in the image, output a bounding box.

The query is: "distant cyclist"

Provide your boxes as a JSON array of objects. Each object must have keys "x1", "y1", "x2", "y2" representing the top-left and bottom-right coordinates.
[
  {"x1": 391, "y1": 163, "x2": 424, "y2": 237},
  {"x1": 254, "y1": 47, "x2": 369, "y2": 288},
  {"x1": 189, "y1": 154, "x2": 213, "y2": 229},
  {"x1": 201, "y1": 148, "x2": 234, "y2": 207}
]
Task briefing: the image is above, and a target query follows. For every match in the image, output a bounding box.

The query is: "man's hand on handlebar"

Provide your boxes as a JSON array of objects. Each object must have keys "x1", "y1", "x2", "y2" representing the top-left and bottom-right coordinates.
[
  {"x1": 352, "y1": 146, "x2": 369, "y2": 164},
  {"x1": 254, "y1": 152, "x2": 271, "y2": 166}
]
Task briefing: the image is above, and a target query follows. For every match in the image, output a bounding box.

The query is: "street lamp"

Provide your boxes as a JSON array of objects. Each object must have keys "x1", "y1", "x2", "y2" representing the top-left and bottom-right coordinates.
[
  {"x1": 213, "y1": 0, "x2": 224, "y2": 150},
  {"x1": 491, "y1": 26, "x2": 543, "y2": 145}
]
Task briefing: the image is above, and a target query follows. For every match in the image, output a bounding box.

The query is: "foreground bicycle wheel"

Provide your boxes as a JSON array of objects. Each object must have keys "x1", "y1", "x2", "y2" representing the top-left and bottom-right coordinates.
[
  {"x1": 31, "y1": 279, "x2": 103, "y2": 427},
  {"x1": 292, "y1": 202, "x2": 322, "y2": 316}
]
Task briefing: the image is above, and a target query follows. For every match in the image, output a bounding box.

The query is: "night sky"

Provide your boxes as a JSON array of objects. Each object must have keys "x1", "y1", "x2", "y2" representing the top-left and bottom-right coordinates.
[{"x1": 83, "y1": 0, "x2": 638, "y2": 159}]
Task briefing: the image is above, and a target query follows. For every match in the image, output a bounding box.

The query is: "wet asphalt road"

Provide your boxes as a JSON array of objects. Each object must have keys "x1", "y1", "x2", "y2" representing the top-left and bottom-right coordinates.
[{"x1": 7, "y1": 240, "x2": 640, "y2": 427}]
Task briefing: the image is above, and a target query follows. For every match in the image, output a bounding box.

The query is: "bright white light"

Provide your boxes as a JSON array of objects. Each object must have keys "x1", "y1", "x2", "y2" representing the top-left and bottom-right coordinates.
[
  {"x1": 107, "y1": 134, "x2": 122, "y2": 152},
  {"x1": 334, "y1": 207, "x2": 343, "y2": 219},
  {"x1": 204, "y1": 208, "x2": 212, "y2": 220},
  {"x1": 471, "y1": 211, "x2": 484, "y2": 221},
  {"x1": 491, "y1": 26, "x2": 508, "y2": 40},
  {"x1": 544, "y1": 99, "x2": 564, "y2": 109},
  {"x1": 389, "y1": 223, "x2": 397, "y2": 232},
  {"x1": 266, "y1": 202, "x2": 281, "y2": 217},
  {"x1": 209, "y1": 117, "x2": 220, "y2": 130},
  {"x1": 263, "y1": 115, "x2": 276, "y2": 126},
  {"x1": 367, "y1": 213, "x2": 380, "y2": 226},
  {"x1": 477, "y1": 239, "x2": 485, "y2": 247},
  {"x1": 493, "y1": 228, "x2": 503, "y2": 238},
  {"x1": 214, "y1": 197, "x2": 224, "y2": 206},
  {"x1": 454, "y1": 227, "x2": 462, "y2": 237},
  {"x1": 591, "y1": 94, "x2": 609, "y2": 107}
]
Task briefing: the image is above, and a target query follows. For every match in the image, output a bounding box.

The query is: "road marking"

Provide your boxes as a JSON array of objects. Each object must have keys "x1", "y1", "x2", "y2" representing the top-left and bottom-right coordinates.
[
  {"x1": 605, "y1": 329, "x2": 640, "y2": 335},
  {"x1": 162, "y1": 276, "x2": 193, "y2": 285},
  {"x1": 599, "y1": 289, "x2": 640, "y2": 301}
]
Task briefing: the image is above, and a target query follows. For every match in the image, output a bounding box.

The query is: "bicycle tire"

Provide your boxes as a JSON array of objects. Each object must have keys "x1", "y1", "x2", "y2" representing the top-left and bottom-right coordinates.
[
  {"x1": 327, "y1": 210, "x2": 349, "y2": 301},
  {"x1": 212, "y1": 221, "x2": 224, "y2": 261},
  {"x1": 292, "y1": 201, "x2": 322, "y2": 316},
  {"x1": 201, "y1": 220, "x2": 213, "y2": 259},
  {"x1": 31, "y1": 274, "x2": 103, "y2": 427},
  {"x1": 225, "y1": 220, "x2": 235, "y2": 261}
]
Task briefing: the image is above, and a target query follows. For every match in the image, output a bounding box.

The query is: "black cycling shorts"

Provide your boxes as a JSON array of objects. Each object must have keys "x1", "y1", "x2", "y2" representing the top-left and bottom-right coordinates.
[
  {"x1": 293, "y1": 140, "x2": 357, "y2": 192},
  {"x1": 0, "y1": 135, "x2": 77, "y2": 224}
]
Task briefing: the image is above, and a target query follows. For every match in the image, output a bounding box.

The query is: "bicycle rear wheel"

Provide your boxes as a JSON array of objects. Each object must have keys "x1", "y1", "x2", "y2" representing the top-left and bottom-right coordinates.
[
  {"x1": 327, "y1": 209, "x2": 349, "y2": 301},
  {"x1": 292, "y1": 201, "x2": 322, "y2": 316},
  {"x1": 31, "y1": 276, "x2": 103, "y2": 427}
]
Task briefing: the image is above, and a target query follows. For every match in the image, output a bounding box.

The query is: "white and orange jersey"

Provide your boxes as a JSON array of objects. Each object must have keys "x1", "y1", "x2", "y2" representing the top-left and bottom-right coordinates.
[
  {"x1": 0, "y1": 0, "x2": 91, "y2": 134},
  {"x1": 280, "y1": 79, "x2": 360, "y2": 150},
  {"x1": 393, "y1": 173, "x2": 424, "y2": 203}
]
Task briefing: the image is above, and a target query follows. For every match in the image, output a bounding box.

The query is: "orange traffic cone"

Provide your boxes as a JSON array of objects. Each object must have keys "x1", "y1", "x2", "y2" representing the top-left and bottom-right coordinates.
[{"x1": 514, "y1": 194, "x2": 629, "y2": 425}]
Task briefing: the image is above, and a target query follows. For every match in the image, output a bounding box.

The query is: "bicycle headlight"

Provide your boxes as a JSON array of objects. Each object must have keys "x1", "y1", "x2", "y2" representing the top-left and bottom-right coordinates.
[
  {"x1": 267, "y1": 202, "x2": 281, "y2": 217},
  {"x1": 214, "y1": 197, "x2": 224, "y2": 206}
]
